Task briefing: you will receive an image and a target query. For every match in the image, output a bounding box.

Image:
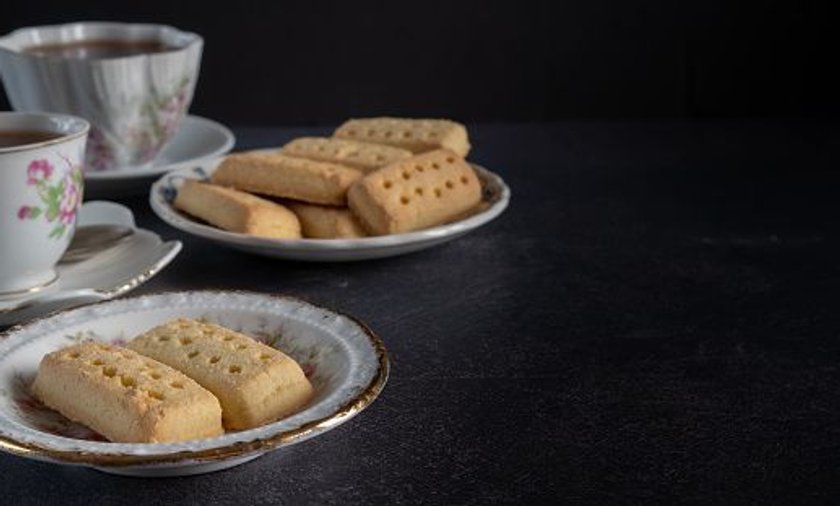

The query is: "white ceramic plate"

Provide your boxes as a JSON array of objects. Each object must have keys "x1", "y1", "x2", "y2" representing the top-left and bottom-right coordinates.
[
  {"x1": 149, "y1": 158, "x2": 510, "y2": 261},
  {"x1": 84, "y1": 116, "x2": 235, "y2": 198},
  {"x1": 0, "y1": 201, "x2": 181, "y2": 326},
  {"x1": 0, "y1": 291, "x2": 388, "y2": 477}
]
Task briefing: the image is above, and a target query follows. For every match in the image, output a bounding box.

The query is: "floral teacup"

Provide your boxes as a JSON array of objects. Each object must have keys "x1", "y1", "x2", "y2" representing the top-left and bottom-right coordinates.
[
  {"x1": 0, "y1": 112, "x2": 88, "y2": 297},
  {"x1": 0, "y1": 22, "x2": 202, "y2": 172}
]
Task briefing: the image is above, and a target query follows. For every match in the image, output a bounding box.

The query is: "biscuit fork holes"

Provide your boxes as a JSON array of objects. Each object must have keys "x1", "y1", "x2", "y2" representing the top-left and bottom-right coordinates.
[
  {"x1": 92, "y1": 359, "x2": 104, "y2": 366},
  {"x1": 384, "y1": 131, "x2": 393, "y2": 138},
  {"x1": 415, "y1": 187, "x2": 424, "y2": 196},
  {"x1": 150, "y1": 372, "x2": 162, "y2": 380},
  {"x1": 367, "y1": 129, "x2": 376, "y2": 136},
  {"x1": 236, "y1": 344, "x2": 248, "y2": 350},
  {"x1": 102, "y1": 366, "x2": 117, "y2": 378},
  {"x1": 383, "y1": 180, "x2": 393, "y2": 190},
  {"x1": 147, "y1": 390, "x2": 165, "y2": 401},
  {"x1": 260, "y1": 353, "x2": 272, "y2": 361},
  {"x1": 68, "y1": 352, "x2": 80, "y2": 359},
  {"x1": 446, "y1": 156, "x2": 455, "y2": 163},
  {"x1": 375, "y1": 154, "x2": 385, "y2": 162},
  {"x1": 431, "y1": 162, "x2": 440, "y2": 170},
  {"x1": 158, "y1": 336, "x2": 171, "y2": 342},
  {"x1": 400, "y1": 196, "x2": 410, "y2": 205},
  {"x1": 461, "y1": 176, "x2": 469, "y2": 185},
  {"x1": 179, "y1": 337, "x2": 193, "y2": 345},
  {"x1": 434, "y1": 188, "x2": 443, "y2": 198},
  {"x1": 446, "y1": 180, "x2": 454, "y2": 189},
  {"x1": 415, "y1": 164, "x2": 424, "y2": 173},
  {"x1": 403, "y1": 131, "x2": 412, "y2": 138},
  {"x1": 209, "y1": 356, "x2": 221, "y2": 364},
  {"x1": 170, "y1": 381, "x2": 184, "y2": 389},
  {"x1": 120, "y1": 376, "x2": 136, "y2": 388},
  {"x1": 223, "y1": 335, "x2": 234, "y2": 341},
  {"x1": 229, "y1": 365, "x2": 242, "y2": 374},
  {"x1": 428, "y1": 131, "x2": 438, "y2": 138},
  {"x1": 402, "y1": 171, "x2": 411, "y2": 180},
  {"x1": 187, "y1": 350, "x2": 200, "y2": 359},
  {"x1": 346, "y1": 129, "x2": 356, "y2": 136}
]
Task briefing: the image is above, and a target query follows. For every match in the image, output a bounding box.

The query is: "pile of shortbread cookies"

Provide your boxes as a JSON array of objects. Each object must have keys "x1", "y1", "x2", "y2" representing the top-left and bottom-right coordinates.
[
  {"x1": 174, "y1": 117, "x2": 483, "y2": 239},
  {"x1": 30, "y1": 318, "x2": 313, "y2": 443}
]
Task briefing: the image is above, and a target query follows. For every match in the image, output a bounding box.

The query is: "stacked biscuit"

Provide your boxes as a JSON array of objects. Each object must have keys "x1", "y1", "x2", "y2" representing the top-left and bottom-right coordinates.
[
  {"x1": 174, "y1": 118, "x2": 483, "y2": 239},
  {"x1": 30, "y1": 318, "x2": 314, "y2": 443}
]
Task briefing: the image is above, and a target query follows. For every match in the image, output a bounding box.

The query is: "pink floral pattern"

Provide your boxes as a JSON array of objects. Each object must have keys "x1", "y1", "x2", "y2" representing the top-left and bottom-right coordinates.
[
  {"x1": 17, "y1": 155, "x2": 83, "y2": 238},
  {"x1": 86, "y1": 76, "x2": 192, "y2": 172}
]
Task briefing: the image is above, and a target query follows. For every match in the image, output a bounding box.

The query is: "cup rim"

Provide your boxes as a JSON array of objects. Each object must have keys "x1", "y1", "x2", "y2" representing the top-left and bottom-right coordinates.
[
  {"x1": 0, "y1": 21, "x2": 202, "y2": 62},
  {"x1": 0, "y1": 112, "x2": 90, "y2": 154}
]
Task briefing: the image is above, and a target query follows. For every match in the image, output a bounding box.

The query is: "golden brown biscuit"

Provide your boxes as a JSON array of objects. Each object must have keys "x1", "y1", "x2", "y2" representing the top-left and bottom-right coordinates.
[
  {"x1": 174, "y1": 180, "x2": 302, "y2": 239},
  {"x1": 211, "y1": 151, "x2": 362, "y2": 206},
  {"x1": 347, "y1": 149, "x2": 482, "y2": 235},
  {"x1": 279, "y1": 137, "x2": 413, "y2": 173},
  {"x1": 333, "y1": 118, "x2": 471, "y2": 157},
  {"x1": 128, "y1": 318, "x2": 314, "y2": 431},
  {"x1": 30, "y1": 342, "x2": 224, "y2": 443},
  {"x1": 287, "y1": 202, "x2": 367, "y2": 239}
]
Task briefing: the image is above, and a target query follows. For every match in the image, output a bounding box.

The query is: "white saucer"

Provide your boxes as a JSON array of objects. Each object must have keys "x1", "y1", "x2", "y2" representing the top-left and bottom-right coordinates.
[
  {"x1": 0, "y1": 201, "x2": 182, "y2": 326},
  {"x1": 150, "y1": 158, "x2": 510, "y2": 261},
  {"x1": 84, "y1": 116, "x2": 235, "y2": 198}
]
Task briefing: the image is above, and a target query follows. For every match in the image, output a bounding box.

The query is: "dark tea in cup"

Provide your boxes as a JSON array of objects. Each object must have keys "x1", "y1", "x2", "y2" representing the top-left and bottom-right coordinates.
[{"x1": 0, "y1": 130, "x2": 63, "y2": 148}]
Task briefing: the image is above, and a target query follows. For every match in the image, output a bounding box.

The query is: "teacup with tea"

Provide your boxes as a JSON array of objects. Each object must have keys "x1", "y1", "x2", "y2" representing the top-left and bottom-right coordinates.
[
  {"x1": 0, "y1": 111, "x2": 88, "y2": 297},
  {"x1": 0, "y1": 22, "x2": 202, "y2": 172}
]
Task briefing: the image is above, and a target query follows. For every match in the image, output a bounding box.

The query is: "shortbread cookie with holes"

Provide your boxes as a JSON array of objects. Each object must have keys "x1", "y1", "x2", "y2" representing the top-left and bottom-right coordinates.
[
  {"x1": 347, "y1": 149, "x2": 482, "y2": 235},
  {"x1": 333, "y1": 118, "x2": 471, "y2": 157},
  {"x1": 127, "y1": 318, "x2": 314, "y2": 430},
  {"x1": 287, "y1": 201, "x2": 367, "y2": 239},
  {"x1": 211, "y1": 151, "x2": 362, "y2": 206},
  {"x1": 30, "y1": 342, "x2": 223, "y2": 443},
  {"x1": 279, "y1": 137, "x2": 412, "y2": 173},
  {"x1": 175, "y1": 180, "x2": 302, "y2": 239}
]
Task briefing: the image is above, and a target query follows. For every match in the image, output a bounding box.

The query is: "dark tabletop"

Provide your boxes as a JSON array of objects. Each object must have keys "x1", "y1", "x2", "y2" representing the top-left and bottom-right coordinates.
[{"x1": 1, "y1": 121, "x2": 839, "y2": 505}]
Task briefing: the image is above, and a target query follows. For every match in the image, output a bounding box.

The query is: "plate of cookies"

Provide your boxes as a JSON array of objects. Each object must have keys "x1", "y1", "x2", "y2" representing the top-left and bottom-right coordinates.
[
  {"x1": 0, "y1": 290, "x2": 388, "y2": 477},
  {"x1": 149, "y1": 118, "x2": 510, "y2": 261}
]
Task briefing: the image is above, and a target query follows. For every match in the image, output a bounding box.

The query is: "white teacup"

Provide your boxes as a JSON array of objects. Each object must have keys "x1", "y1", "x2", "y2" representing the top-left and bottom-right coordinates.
[
  {"x1": 0, "y1": 22, "x2": 202, "y2": 172},
  {"x1": 0, "y1": 111, "x2": 88, "y2": 298}
]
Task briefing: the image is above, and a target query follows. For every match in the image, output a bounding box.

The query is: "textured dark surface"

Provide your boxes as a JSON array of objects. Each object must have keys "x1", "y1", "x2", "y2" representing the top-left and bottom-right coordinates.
[{"x1": 2, "y1": 122, "x2": 840, "y2": 504}]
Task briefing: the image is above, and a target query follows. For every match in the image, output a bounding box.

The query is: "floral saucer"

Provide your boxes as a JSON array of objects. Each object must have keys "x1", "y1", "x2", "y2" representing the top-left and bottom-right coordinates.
[
  {"x1": 0, "y1": 291, "x2": 388, "y2": 477},
  {"x1": 0, "y1": 201, "x2": 181, "y2": 326},
  {"x1": 84, "y1": 116, "x2": 235, "y2": 198}
]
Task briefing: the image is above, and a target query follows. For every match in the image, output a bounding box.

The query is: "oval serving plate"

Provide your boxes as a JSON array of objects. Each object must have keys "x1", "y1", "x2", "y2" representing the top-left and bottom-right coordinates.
[
  {"x1": 0, "y1": 291, "x2": 388, "y2": 477},
  {"x1": 149, "y1": 156, "x2": 510, "y2": 261}
]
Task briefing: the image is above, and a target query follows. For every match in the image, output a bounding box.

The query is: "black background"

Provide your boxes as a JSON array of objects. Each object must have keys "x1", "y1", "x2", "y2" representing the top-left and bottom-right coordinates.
[{"x1": 1, "y1": 0, "x2": 836, "y2": 124}]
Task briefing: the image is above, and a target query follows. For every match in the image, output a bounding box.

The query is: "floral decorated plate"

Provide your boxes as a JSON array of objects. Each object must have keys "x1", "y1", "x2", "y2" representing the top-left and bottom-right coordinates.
[
  {"x1": 149, "y1": 157, "x2": 510, "y2": 261},
  {"x1": 0, "y1": 291, "x2": 388, "y2": 477},
  {"x1": 84, "y1": 116, "x2": 235, "y2": 198}
]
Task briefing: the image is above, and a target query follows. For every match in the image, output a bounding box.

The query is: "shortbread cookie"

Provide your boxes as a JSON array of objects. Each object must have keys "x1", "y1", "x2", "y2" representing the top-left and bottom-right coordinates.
[
  {"x1": 288, "y1": 202, "x2": 367, "y2": 239},
  {"x1": 175, "y1": 180, "x2": 302, "y2": 239},
  {"x1": 333, "y1": 118, "x2": 471, "y2": 157},
  {"x1": 128, "y1": 318, "x2": 314, "y2": 431},
  {"x1": 211, "y1": 152, "x2": 362, "y2": 205},
  {"x1": 279, "y1": 137, "x2": 412, "y2": 173},
  {"x1": 347, "y1": 149, "x2": 482, "y2": 235},
  {"x1": 31, "y1": 342, "x2": 224, "y2": 443}
]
